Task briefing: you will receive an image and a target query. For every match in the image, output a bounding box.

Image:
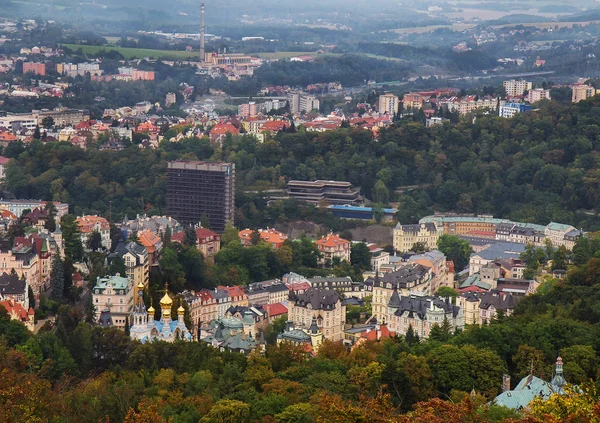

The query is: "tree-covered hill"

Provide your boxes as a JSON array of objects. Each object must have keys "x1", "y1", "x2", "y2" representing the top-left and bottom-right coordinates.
[{"x1": 5, "y1": 97, "x2": 600, "y2": 229}]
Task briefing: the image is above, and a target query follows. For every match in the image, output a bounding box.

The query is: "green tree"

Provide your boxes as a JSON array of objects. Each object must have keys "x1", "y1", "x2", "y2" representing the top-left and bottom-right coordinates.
[
  {"x1": 222, "y1": 222, "x2": 239, "y2": 246},
  {"x1": 200, "y1": 399, "x2": 251, "y2": 423},
  {"x1": 411, "y1": 241, "x2": 429, "y2": 254},
  {"x1": 44, "y1": 201, "x2": 57, "y2": 233},
  {"x1": 350, "y1": 242, "x2": 371, "y2": 269},
  {"x1": 551, "y1": 245, "x2": 569, "y2": 271},
  {"x1": 184, "y1": 225, "x2": 197, "y2": 247},
  {"x1": 274, "y1": 403, "x2": 315, "y2": 423},
  {"x1": 437, "y1": 234, "x2": 473, "y2": 271},
  {"x1": 561, "y1": 345, "x2": 599, "y2": 384},
  {"x1": 42, "y1": 116, "x2": 55, "y2": 129},
  {"x1": 61, "y1": 215, "x2": 84, "y2": 262},
  {"x1": 108, "y1": 256, "x2": 127, "y2": 277},
  {"x1": 159, "y1": 247, "x2": 186, "y2": 293},
  {"x1": 200, "y1": 213, "x2": 211, "y2": 229},
  {"x1": 436, "y1": 286, "x2": 458, "y2": 299},
  {"x1": 250, "y1": 230, "x2": 262, "y2": 246},
  {"x1": 50, "y1": 255, "x2": 65, "y2": 301},
  {"x1": 87, "y1": 230, "x2": 103, "y2": 252},
  {"x1": 372, "y1": 179, "x2": 389, "y2": 204}
]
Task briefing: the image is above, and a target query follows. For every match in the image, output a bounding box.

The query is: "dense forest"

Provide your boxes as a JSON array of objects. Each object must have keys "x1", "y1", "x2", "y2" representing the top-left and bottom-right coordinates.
[
  {"x1": 5, "y1": 243, "x2": 600, "y2": 422},
  {"x1": 5, "y1": 96, "x2": 600, "y2": 230}
]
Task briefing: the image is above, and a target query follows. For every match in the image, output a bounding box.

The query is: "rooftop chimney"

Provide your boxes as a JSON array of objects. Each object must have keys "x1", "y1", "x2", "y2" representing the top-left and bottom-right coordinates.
[
  {"x1": 200, "y1": 3, "x2": 205, "y2": 63},
  {"x1": 502, "y1": 374, "x2": 511, "y2": 392}
]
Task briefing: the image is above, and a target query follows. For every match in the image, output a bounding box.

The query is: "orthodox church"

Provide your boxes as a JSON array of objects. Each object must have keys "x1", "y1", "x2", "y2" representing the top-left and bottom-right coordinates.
[
  {"x1": 130, "y1": 282, "x2": 192, "y2": 343},
  {"x1": 493, "y1": 356, "x2": 568, "y2": 410}
]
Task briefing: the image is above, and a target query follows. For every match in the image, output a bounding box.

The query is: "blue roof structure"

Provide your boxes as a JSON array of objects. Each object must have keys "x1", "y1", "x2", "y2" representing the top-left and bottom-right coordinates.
[
  {"x1": 329, "y1": 205, "x2": 396, "y2": 220},
  {"x1": 493, "y1": 357, "x2": 568, "y2": 410}
]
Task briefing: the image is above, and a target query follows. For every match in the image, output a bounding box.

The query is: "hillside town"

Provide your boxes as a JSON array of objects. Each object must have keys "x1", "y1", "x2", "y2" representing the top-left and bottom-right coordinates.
[{"x1": 5, "y1": 6, "x2": 600, "y2": 422}]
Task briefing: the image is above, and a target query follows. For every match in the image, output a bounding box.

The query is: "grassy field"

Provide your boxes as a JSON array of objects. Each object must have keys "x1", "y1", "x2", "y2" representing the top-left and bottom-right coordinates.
[{"x1": 62, "y1": 44, "x2": 199, "y2": 60}]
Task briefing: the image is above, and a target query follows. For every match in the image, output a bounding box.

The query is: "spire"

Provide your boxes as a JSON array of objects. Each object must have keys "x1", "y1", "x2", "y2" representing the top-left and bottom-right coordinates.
[
  {"x1": 309, "y1": 316, "x2": 319, "y2": 334},
  {"x1": 551, "y1": 356, "x2": 566, "y2": 389},
  {"x1": 389, "y1": 287, "x2": 401, "y2": 308},
  {"x1": 160, "y1": 284, "x2": 172, "y2": 320}
]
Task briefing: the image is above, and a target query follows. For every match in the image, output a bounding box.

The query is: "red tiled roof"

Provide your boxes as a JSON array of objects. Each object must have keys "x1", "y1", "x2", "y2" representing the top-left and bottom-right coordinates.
[
  {"x1": 264, "y1": 302, "x2": 288, "y2": 317},
  {"x1": 286, "y1": 281, "x2": 311, "y2": 292},
  {"x1": 457, "y1": 286, "x2": 486, "y2": 293},
  {"x1": 171, "y1": 231, "x2": 185, "y2": 243},
  {"x1": 196, "y1": 227, "x2": 220, "y2": 242},
  {"x1": 0, "y1": 156, "x2": 10, "y2": 165},
  {"x1": 316, "y1": 234, "x2": 350, "y2": 248},
  {"x1": 138, "y1": 230, "x2": 162, "y2": 253},
  {"x1": 0, "y1": 299, "x2": 33, "y2": 321},
  {"x1": 211, "y1": 123, "x2": 239, "y2": 135},
  {"x1": 75, "y1": 215, "x2": 109, "y2": 233},
  {"x1": 261, "y1": 120, "x2": 287, "y2": 132},
  {"x1": 360, "y1": 324, "x2": 395, "y2": 341}
]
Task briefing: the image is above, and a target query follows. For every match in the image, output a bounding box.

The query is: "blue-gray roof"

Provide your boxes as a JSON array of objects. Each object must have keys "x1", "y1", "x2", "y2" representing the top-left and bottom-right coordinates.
[
  {"x1": 494, "y1": 374, "x2": 565, "y2": 410},
  {"x1": 473, "y1": 242, "x2": 526, "y2": 261}
]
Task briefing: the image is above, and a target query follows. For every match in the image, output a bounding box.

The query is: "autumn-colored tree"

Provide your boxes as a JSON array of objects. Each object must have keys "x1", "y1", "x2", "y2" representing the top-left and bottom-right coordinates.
[
  {"x1": 397, "y1": 352, "x2": 436, "y2": 403},
  {"x1": 200, "y1": 399, "x2": 251, "y2": 423},
  {"x1": 124, "y1": 398, "x2": 171, "y2": 423},
  {"x1": 0, "y1": 348, "x2": 56, "y2": 423},
  {"x1": 266, "y1": 342, "x2": 309, "y2": 372},
  {"x1": 244, "y1": 351, "x2": 275, "y2": 389},
  {"x1": 524, "y1": 384, "x2": 600, "y2": 423},
  {"x1": 347, "y1": 362, "x2": 383, "y2": 394},
  {"x1": 345, "y1": 340, "x2": 384, "y2": 367},
  {"x1": 263, "y1": 378, "x2": 308, "y2": 405},
  {"x1": 316, "y1": 339, "x2": 348, "y2": 360},
  {"x1": 398, "y1": 397, "x2": 483, "y2": 423}
]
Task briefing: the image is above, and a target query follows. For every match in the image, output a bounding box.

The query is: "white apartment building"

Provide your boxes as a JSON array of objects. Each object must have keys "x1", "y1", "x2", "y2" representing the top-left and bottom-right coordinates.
[
  {"x1": 527, "y1": 88, "x2": 551, "y2": 103},
  {"x1": 378, "y1": 93, "x2": 400, "y2": 115},
  {"x1": 503, "y1": 80, "x2": 532, "y2": 97}
]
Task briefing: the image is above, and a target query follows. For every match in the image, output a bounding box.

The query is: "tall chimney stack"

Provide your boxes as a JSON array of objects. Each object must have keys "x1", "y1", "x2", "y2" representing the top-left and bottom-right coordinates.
[{"x1": 200, "y1": 3, "x2": 205, "y2": 63}]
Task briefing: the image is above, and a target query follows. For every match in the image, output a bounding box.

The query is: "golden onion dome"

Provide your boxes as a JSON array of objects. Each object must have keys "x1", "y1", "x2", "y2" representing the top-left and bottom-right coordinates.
[
  {"x1": 137, "y1": 281, "x2": 145, "y2": 290},
  {"x1": 160, "y1": 292, "x2": 173, "y2": 307},
  {"x1": 177, "y1": 305, "x2": 185, "y2": 314},
  {"x1": 147, "y1": 305, "x2": 155, "y2": 313}
]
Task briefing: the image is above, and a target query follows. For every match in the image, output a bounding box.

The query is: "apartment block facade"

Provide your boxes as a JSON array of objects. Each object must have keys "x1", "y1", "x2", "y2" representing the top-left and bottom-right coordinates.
[{"x1": 167, "y1": 161, "x2": 235, "y2": 233}]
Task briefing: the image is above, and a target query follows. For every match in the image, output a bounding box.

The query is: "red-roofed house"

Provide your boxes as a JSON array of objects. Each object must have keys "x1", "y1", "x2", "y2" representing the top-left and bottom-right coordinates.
[
  {"x1": 138, "y1": 229, "x2": 163, "y2": 266},
  {"x1": 260, "y1": 120, "x2": 287, "y2": 136},
  {"x1": 239, "y1": 228, "x2": 288, "y2": 249},
  {"x1": 316, "y1": 233, "x2": 350, "y2": 264},
  {"x1": 172, "y1": 228, "x2": 220, "y2": 261},
  {"x1": 0, "y1": 132, "x2": 17, "y2": 143},
  {"x1": 219, "y1": 285, "x2": 248, "y2": 307},
  {"x1": 76, "y1": 215, "x2": 111, "y2": 250},
  {"x1": 0, "y1": 299, "x2": 34, "y2": 331},
  {"x1": 263, "y1": 302, "x2": 288, "y2": 322},
  {"x1": 210, "y1": 123, "x2": 239, "y2": 144},
  {"x1": 73, "y1": 272, "x2": 84, "y2": 288},
  {"x1": 195, "y1": 227, "x2": 221, "y2": 261},
  {"x1": 136, "y1": 121, "x2": 159, "y2": 134}
]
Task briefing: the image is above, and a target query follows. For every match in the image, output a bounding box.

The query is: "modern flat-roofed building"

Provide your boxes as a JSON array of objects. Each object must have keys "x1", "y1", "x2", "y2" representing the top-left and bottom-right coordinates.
[
  {"x1": 572, "y1": 84, "x2": 597, "y2": 103},
  {"x1": 503, "y1": 80, "x2": 532, "y2": 97},
  {"x1": 378, "y1": 93, "x2": 399, "y2": 115},
  {"x1": 167, "y1": 161, "x2": 235, "y2": 233},
  {"x1": 287, "y1": 180, "x2": 360, "y2": 205}
]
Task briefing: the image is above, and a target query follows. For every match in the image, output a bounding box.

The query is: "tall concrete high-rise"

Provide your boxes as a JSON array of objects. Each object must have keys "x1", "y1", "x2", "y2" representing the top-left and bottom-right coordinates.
[
  {"x1": 167, "y1": 161, "x2": 235, "y2": 233},
  {"x1": 200, "y1": 3, "x2": 205, "y2": 63}
]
